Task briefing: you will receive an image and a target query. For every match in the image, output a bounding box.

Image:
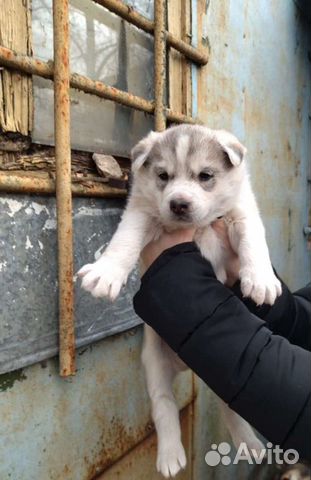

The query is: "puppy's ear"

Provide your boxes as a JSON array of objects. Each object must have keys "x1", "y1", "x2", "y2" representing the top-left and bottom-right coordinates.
[
  {"x1": 214, "y1": 130, "x2": 247, "y2": 166},
  {"x1": 131, "y1": 131, "x2": 159, "y2": 173}
]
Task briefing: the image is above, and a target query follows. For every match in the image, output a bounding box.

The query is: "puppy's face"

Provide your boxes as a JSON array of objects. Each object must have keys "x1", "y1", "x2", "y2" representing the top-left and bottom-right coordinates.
[{"x1": 131, "y1": 125, "x2": 247, "y2": 228}]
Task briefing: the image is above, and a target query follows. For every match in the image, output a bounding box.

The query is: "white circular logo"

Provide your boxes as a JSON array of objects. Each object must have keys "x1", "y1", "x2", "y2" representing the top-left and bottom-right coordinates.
[{"x1": 205, "y1": 442, "x2": 232, "y2": 466}]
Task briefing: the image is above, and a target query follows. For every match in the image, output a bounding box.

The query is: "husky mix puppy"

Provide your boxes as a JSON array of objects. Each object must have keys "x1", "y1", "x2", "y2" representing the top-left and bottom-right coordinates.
[{"x1": 78, "y1": 125, "x2": 282, "y2": 478}]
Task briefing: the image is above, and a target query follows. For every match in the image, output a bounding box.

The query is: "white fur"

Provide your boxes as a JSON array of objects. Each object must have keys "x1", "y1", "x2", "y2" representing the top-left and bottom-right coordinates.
[{"x1": 78, "y1": 125, "x2": 281, "y2": 477}]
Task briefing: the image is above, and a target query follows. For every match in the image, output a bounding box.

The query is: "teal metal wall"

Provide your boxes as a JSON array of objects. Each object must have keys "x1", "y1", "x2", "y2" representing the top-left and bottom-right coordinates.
[{"x1": 201, "y1": 0, "x2": 310, "y2": 290}]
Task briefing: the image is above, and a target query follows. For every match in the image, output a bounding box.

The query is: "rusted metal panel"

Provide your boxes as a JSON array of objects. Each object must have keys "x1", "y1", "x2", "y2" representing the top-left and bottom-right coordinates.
[
  {"x1": 0, "y1": 330, "x2": 193, "y2": 480},
  {"x1": 97, "y1": 404, "x2": 193, "y2": 480},
  {"x1": 199, "y1": 0, "x2": 310, "y2": 290}
]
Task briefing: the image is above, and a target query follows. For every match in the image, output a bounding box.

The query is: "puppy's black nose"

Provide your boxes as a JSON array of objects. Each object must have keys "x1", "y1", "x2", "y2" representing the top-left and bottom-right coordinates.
[{"x1": 170, "y1": 199, "x2": 190, "y2": 216}]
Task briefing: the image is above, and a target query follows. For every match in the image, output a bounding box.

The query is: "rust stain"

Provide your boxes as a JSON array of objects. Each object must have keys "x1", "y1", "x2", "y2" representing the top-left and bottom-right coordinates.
[
  {"x1": 53, "y1": 0, "x2": 76, "y2": 377},
  {"x1": 84, "y1": 417, "x2": 154, "y2": 480},
  {"x1": 287, "y1": 208, "x2": 294, "y2": 253},
  {"x1": 154, "y1": 0, "x2": 167, "y2": 131},
  {"x1": 62, "y1": 464, "x2": 71, "y2": 475},
  {"x1": 92, "y1": 405, "x2": 193, "y2": 480}
]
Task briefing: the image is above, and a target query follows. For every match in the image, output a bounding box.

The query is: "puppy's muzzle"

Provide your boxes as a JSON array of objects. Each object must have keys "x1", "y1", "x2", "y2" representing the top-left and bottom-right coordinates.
[{"x1": 170, "y1": 199, "x2": 191, "y2": 218}]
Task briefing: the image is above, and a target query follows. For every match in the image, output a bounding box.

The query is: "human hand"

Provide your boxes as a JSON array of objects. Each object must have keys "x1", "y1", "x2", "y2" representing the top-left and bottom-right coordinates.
[
  {"x1": 141, "y1": 220, "x2": 240, "y2": 286},
  {"x1": 141, "y1": 228, "x2": 196, "y2": 270}
]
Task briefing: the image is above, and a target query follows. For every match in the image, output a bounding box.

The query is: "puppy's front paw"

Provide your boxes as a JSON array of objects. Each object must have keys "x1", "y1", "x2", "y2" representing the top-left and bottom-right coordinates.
[
  {"x1": 77, "y1": 255, "x2": 128, "y2": 301},
  {"x1": 240, "y1": 266, "x2": 282, "y2": 306},
  {"x1": 156, "y1": 442, "x2": 187, "y2": 478}
]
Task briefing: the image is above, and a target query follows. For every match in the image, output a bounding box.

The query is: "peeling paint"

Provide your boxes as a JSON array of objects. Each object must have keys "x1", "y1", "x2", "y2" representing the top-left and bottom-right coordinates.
[
  {"x1": 25, "y1": 235, "x2": 33, "y2": 250},
  {"x1": 0, "y1": 198, "x2": 24, "y2": 217},
  {"x1": 42, "y1": 218, "x2": 57, "y2": 230},
  {"x1": 25, "y1": 202, "x2": 49, "y2": 216},
  {"x1": 74, "y1": 206, "x2": 121, "y2": 218},
  {"x1": 0, "y1": 261, "x2": 7, "y2": 272}
]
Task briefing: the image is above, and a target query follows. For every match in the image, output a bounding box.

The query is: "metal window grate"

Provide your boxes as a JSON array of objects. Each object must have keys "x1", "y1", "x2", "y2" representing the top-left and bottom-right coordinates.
[{"x1": 0, "y1": 0, "x2": 208, "y2": 376}]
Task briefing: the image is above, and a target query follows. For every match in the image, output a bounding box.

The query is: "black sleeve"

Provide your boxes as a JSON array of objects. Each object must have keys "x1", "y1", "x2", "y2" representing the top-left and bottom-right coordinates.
[
  {"x1": 231, "y1": 279, "x2": 311, "y2": 351},
  {"x1": 133, "y1": 243, "x2": 311, "y2": 461}
]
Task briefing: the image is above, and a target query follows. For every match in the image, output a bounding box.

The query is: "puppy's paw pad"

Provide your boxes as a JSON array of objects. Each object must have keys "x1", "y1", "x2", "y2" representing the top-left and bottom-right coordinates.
[
  {"x1": 157, "y1": 443, "x2": 187, "y2": 478},
  {"x1": 79, "y1": 256, "x2": 128, "y2": 300}
]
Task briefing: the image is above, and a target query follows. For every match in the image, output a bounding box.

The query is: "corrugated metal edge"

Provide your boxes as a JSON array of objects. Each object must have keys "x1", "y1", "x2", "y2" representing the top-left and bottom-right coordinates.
[{"x1": 0, "y1": 318, "x2": 142, "y2": 375}]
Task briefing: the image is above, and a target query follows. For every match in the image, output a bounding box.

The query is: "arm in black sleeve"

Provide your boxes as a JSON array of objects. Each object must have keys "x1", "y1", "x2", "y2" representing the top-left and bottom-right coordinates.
[
  {"x1": 231, "y1": 279, "x2": 311, "y2": 351},
  {"x1": 133, "y1": 243, "x2": 311, "y2": 461}
]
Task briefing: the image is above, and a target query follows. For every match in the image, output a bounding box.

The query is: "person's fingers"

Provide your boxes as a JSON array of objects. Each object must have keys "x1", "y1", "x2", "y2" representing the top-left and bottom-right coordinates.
[
  {"x1": 141, "y1": 228, "x2": 196, "y2": 268},
  {"x1": 161, "y1": 228, "x2": 196, "y2": 245}
]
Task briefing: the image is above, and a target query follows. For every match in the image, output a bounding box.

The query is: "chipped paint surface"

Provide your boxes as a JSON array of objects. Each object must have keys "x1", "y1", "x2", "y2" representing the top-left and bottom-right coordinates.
[
  {"x1": 25, "y1": 235, "x2": 33, "y2": 250},
  {"x1": 0, "y1": 197, "x2": 24, "y2": 216},
  {"x1": 0, "y1": 261, "x2": 7, "y2": 272}
]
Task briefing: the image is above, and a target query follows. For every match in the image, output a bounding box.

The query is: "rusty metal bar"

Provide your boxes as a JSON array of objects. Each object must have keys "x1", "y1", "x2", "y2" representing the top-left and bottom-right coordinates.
[
  {"x1": 53, "y1": 0, "x2": 76, "y2": 377},
  {"x1": 0, "y1": 172, "x2": 126, "y2": 197},
  {"x1": 154, "y1": 0, "x2": 166, "y2": 131},
  {"x1": 92, "y1": 0, "x2": 208, "y2": 65},
  {"x1": 0, "y1": 46, "x2": 198, "y2": 125}
]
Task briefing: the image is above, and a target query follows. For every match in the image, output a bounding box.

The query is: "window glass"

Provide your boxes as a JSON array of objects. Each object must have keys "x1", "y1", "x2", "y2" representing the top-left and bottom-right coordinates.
[{"x1": 32, "y1": 0, "x2": 154, "y2": 155}]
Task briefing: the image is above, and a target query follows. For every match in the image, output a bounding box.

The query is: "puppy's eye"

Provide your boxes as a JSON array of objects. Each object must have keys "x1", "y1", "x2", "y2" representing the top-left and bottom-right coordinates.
[
  {"x1": 158, "y1": 172, "x2": 169, "y2": 181},
  {"x1": 199, "y1": 172, "x2": 213, "y2": 181}
]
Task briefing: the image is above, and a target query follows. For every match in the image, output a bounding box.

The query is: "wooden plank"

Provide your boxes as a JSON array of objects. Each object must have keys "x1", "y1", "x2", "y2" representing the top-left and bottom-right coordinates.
[
  {"x1": 181, "y1": 0, "x2": 192, "y2": 117},
  {"x1": 196, "y1": 0, "x2": 210, "y2": 121},
  {"x1": 167, "y1": 0, "x2": 192, "y2": 117},
  {"x1": 0, "y1": 145, "x2": 131, "y2": 175},
  {"x1": 0, "y1": 0, "x2": 32, "y2": 135}
]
